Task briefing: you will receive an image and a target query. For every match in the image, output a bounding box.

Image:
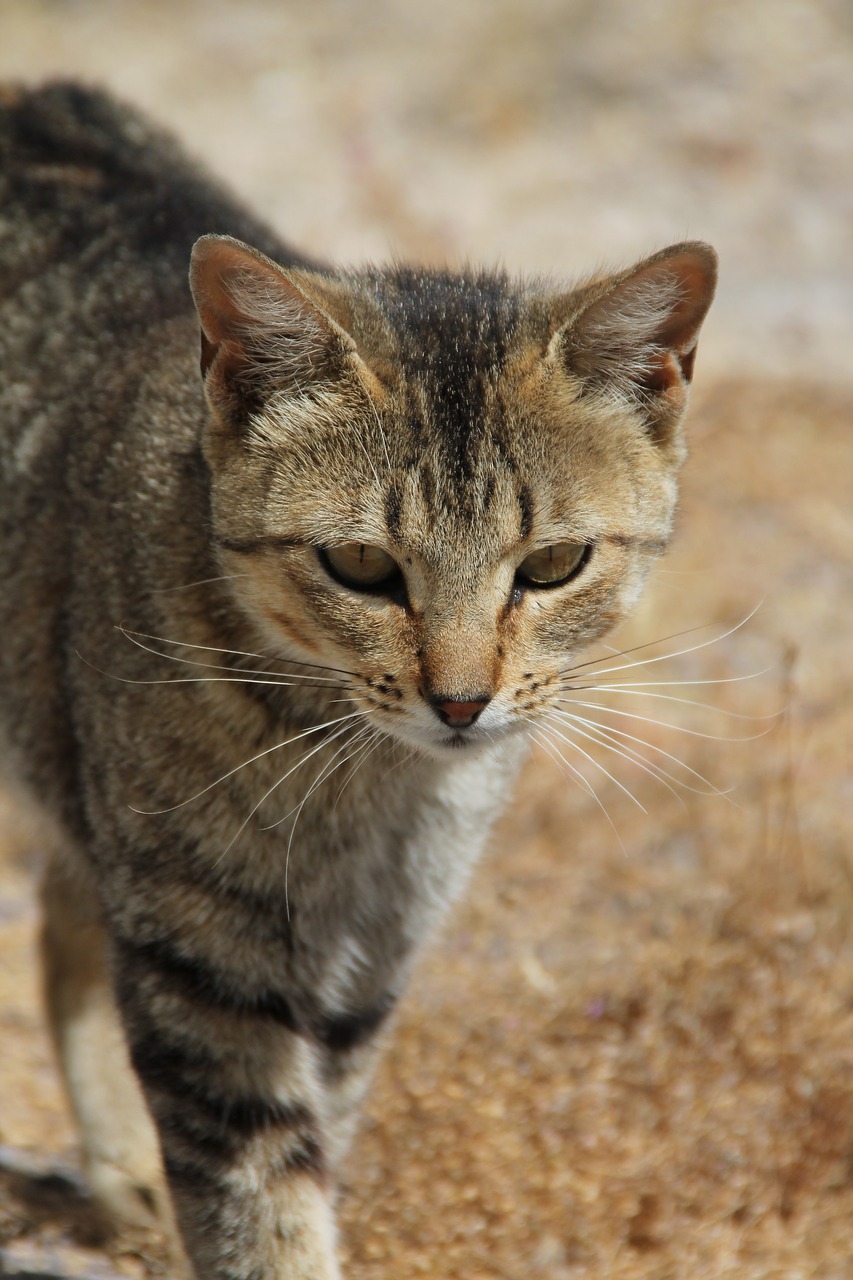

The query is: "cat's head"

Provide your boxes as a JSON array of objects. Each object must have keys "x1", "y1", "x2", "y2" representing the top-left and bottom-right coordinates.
[{"x1": 189, "y1": 236, "x2": 716, "y2": 757}]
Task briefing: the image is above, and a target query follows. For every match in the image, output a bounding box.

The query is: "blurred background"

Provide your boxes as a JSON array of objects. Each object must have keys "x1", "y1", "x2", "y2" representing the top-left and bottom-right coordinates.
[{"x1": 1, "y1": 2, "x2": 852, "y2": 1278}]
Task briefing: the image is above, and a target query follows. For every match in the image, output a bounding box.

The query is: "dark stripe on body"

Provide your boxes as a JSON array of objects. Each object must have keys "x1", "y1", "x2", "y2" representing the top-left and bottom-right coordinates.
[
  {"x1": 116, "y1": 935, "x2": 300, "y2": 1031},
  {"x1": 313, "y1": 990, "x2": 396, "y2": 1052},
  {"x1": 131, "y1": 1028, "x2": 325, "y2": 1177},
  {"x1": 117, "y1": 934, "x2": 395, "y2": 1055}
]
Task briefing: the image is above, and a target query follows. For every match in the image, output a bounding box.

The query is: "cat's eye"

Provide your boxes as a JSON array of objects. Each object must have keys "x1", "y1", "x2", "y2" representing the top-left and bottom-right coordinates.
[
  {"x1": 516, "y1": 541, "x2": 591, "y2": 588},
  {"x1": 321, "y1": 543, "x2": 401, "y2": 591}
]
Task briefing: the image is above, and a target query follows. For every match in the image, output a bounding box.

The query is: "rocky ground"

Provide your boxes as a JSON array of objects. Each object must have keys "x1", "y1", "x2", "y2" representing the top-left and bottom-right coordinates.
[{"x1": 1, "y1": 2, "x2": 852, "y2": 1277}]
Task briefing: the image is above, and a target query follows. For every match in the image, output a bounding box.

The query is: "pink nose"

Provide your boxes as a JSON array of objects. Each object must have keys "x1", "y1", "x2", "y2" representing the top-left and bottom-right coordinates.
[{"x1": 433, "y1": 696, "x2": 492, "y2": 728}]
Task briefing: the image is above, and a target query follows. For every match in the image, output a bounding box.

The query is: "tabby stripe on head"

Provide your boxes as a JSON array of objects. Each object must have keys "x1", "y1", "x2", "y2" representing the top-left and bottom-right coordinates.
[
  {"x1": 518, "y1": 483, "x2": 534, "y2": 540},
  {"x1": 384, "y1": 477, "x2": 403, "y2": 538}
]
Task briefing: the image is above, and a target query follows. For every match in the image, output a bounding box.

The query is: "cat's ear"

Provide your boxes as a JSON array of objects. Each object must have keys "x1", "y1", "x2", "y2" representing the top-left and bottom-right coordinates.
[
  {"x1": 189, "y1": 235, "x2": 355, "y2": 425},
  {"x1": 553, "y1": 241, "x2": 717, "y2": 450}
]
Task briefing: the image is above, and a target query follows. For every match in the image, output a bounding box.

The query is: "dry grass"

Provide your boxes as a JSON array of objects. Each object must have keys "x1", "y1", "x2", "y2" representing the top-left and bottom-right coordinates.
[{"x1": 1, "y1": 1, "x2": 852, "y2": 1276}]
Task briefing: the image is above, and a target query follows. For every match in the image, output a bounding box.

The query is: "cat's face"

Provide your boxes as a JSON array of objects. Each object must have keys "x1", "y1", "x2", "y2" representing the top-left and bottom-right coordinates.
[{"x1": 191, "y1": 238, "x2": 716, "y2": 757}]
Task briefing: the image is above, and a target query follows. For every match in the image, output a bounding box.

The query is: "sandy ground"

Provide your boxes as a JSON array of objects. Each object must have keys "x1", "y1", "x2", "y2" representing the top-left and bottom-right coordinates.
[{"x1": 1, "y1": 2, "x2": 852, "y2": 1278}]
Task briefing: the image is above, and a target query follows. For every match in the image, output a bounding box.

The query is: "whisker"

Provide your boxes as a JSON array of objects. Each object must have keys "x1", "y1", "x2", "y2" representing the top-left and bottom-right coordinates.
[
  {"x1": 553, "y1": 697, "x2": 771, "y2": 743},
  {"x1": 333, "y1": 728, "x2": 387, "y2": 808},
  {"x1": 558, "y1": 669, "x2": 771, "y2": 695},
  {"x1": 83, "y1": 669, "x2": 355, "y2": 693},
  {"x1": 557, "y1": 619, "x2": 719, "y2": 678},
  {"x1": 361, "y1": 370, "x2": 393, "y2": 474},
  {"x1": 151, "y1": 573, "x2": 248, "y2": 594},
  {"x1": 117, "y1": 627, "x2": 349, "y2": 684},
  {"x1": 555, "y1": 684, "x2": 778, "y2": 722},
  {"x1": 548, "y1": 706, "x2": 732, "y2": 799},
  {"x1": 281, "y1": 722, "x2": 377, "y2": 918},
  {"x1": 557, "y1": 602, "x2": 764, "y2": 683},
  {"x1": 529, "y1": 721, "x2": 627, "y2": 854},
  {"x1": 129, "y1": 710, "x2": 366, "y2": 815},
  {"x1": 547, "y1": 709, "x2": 697, "y2": 806},
  {"x1": 117, "y1": 625, "x2": 357, "y2": 678},
  {"x1": 215, "y1": 720, "x2": 364, "y2": 862},
  {"x1": 529, "y1": 723, "x2": 597, "y2": 803},
  {"x1": 377, "y1": 740, "x2": 420, "y2": 785},
  {"x1": 536, "y1": 716, "x2": 648, "y2": 813},
  {"x1": 261, "y1": 724, "x2": 374, "y2": 833}
]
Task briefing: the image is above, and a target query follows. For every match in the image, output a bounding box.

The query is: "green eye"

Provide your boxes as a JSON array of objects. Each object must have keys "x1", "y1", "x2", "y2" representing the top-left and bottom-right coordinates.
[
  {"x1": 321, "y1": 543, "x2": 400, "y2": 590},
  {"x1": 517, "y1": 541, "x2": 590, "y2": 587}
]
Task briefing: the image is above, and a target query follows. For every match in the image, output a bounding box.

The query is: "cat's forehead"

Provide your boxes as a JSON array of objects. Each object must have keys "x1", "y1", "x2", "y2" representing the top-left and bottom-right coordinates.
[
  {"x1": 253, "y1": 264, "x2": 674, "y2": 558},
  {"x1": 350, "y1": 269, "x2": 544, "y2": 497}
]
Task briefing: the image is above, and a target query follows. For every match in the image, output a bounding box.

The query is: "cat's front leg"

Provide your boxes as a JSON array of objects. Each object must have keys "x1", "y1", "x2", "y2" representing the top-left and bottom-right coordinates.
[{"x1": 114, "y1": 936, "x2": 342, "y2": 1280}]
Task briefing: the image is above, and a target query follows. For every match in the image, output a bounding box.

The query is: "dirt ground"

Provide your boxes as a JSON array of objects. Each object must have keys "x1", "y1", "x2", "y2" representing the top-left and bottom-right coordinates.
[{"x1": 1, "y1": 3, "x2": 852, "y2": 1278}]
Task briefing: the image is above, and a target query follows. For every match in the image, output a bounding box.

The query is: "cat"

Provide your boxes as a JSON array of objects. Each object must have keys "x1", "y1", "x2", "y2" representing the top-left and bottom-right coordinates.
[{"x1": 0, "y1": 82, "x2": 716, "y2": 1280}]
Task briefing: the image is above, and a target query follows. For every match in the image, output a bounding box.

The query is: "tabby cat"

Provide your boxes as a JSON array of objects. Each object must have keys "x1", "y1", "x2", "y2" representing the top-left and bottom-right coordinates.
[{"x1": 0, "y1": 83, "x2": 716, "y2": 1279}]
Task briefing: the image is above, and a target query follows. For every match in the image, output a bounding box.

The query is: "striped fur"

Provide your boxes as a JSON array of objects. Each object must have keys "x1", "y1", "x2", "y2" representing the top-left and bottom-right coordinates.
[{"x1": 0, "y1": 83, "x2": 715, "y2": 1278}]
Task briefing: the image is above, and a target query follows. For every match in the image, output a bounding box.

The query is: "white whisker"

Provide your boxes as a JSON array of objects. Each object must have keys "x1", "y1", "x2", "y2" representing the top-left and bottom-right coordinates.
[
  {"x1": 547, "y1": 709, "x2": 695, "y2": 806},
  {"x1": 117, "y1": 625, "x2": 356, "y2": 677},
  {"x1": 152, "y1": 573, "x2": 247, "y2": 594},
  {"x1": 377, "y1": 740, "x2": 419, "y2": 785},
  {"x1": 529, "y1": 721, "x2": 626, "y2": 854},
  {"x1": 215, "y1": 720, "x2": 364, "y2": 867},
  {"x1": 333, "y1": 728, "x2": 388, "y2": 808},
  {"x1": 88, "y1": 670, "x2": 354, "y2": 693},
  {"x1": 557, "y1": 685, "x2": 777, "y2": 722},
  {"x1": 559, "y1": 619, "x2": 718, "y2": 677},
  {"x1": 558, "y1": 602, "x2": 764, "y2": 683},
  {"x1": 361, "y1": 374, "x2": 393, "y2": 474},
  {"x1": 129, "y1": 710, "x2": 365, "y2": 815},
  {"x1": 536, "y1": 716, "x2": 648, "y2": 813},
  {"x1": 117, "y1": 627, "x2": 348, "y2": 684},
  {"x1": 554, "y1": 697, "x2": 769, "y2": 743},
  {"x1": 560, "y1": 669, "x2": 771, "y2": 695},
  {"x1": 280, "y1": 722, "x2": 377, "y2": 918},
  {"x1": 548, "y1": 706, "x2": 732, "y2": 799},
  {"x1": 262, "y1": 724, "x2": 374, "y2": 834}
]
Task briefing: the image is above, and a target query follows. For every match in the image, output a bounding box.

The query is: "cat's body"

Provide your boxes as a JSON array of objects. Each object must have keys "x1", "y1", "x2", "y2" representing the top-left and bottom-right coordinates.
[{"x1": 0, "y1": 84, "x2": 716, "y2": 1279}]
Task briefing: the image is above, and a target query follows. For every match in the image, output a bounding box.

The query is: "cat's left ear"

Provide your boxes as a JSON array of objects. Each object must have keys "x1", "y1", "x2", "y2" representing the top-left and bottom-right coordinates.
[
  {"x1": 553, "y1": 241, "x2": 717, "y2": 451},
  {"x1": 189, "y1": 235, "x2": 356, "y2": 427}
]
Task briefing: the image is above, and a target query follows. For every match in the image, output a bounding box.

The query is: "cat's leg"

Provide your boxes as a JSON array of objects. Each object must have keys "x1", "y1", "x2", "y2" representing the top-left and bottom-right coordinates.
[
  {"x1": 40, "y1": 847, "x2": 176, "y2": 1237},
  {"x1": 113, "y1": 931, "x2": 341, "y2": 1280}
]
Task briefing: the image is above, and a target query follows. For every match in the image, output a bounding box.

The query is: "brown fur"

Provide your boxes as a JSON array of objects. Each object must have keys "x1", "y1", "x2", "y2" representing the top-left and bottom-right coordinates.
[{"x1": 0, "y1": 83, "x2": 715, "y2": 1279}]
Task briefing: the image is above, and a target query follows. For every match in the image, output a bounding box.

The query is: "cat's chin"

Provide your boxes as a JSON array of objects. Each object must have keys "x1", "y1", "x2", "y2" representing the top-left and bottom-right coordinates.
[{"x1": 388, "y1": 719, "x2": 529, "y2": 762}]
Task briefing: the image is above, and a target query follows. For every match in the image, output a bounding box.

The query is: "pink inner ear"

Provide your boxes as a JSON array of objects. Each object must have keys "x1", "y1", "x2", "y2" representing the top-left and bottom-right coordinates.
[{"x1": 644, "y1": 251, "x2": 717, "y2": 356}]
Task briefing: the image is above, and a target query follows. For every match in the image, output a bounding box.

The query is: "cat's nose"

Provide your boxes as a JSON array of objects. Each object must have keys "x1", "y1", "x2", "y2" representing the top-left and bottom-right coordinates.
[{"x1": 431, "y1": 694, "x2": 492, "y2": 728}]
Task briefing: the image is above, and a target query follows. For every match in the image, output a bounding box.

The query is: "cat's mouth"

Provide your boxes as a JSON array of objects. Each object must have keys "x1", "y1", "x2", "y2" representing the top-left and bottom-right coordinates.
[{"x1": 416, "y1": 716, "x2": 529, "y2": 759}]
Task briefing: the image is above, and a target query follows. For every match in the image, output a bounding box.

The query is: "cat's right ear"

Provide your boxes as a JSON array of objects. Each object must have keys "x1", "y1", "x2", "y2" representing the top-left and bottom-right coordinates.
[{"x1": 189, "y1": 235, "x2": 355, "y2": 427}]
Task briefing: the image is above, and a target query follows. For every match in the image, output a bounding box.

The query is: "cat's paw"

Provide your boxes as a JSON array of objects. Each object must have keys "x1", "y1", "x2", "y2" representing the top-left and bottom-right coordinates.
[{"x1": 85, "y1": 1154, "x2": 169, "y2": 1231}]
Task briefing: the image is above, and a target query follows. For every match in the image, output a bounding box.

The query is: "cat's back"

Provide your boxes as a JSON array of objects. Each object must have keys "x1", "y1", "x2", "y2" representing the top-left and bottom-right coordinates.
[
  {"x1": 0, "y1": 81, "x2": 294, "y2": 316},
  {"x1": 0, "y1": 83, "x2": 298, "y2": 812}
]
